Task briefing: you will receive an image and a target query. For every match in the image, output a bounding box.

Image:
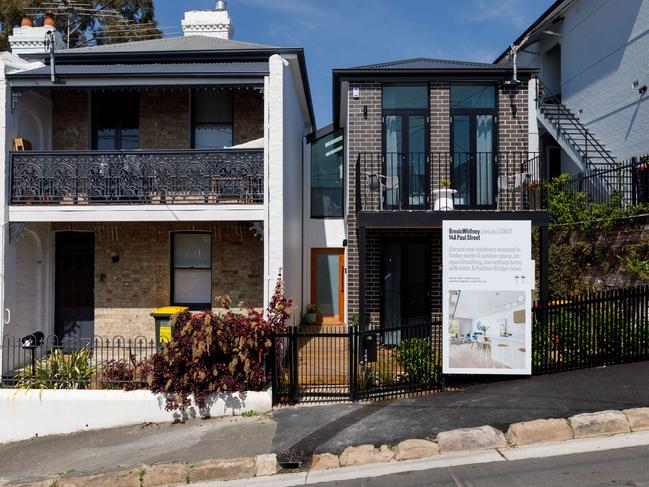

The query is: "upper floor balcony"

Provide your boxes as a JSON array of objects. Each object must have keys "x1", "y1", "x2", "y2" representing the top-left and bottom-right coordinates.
[
  {"x1": 355, "y1": 151, "x2": 546, "y2": 217},
  {"x1": 9, "y1": 148, "x2": 264, "y2": 206},
  {"x1": 7, "y1": 83, "x2": 267, "y2": 220}
]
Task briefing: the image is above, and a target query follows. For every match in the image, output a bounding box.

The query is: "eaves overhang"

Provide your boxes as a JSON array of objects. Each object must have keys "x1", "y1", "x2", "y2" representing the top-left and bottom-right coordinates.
[{"x1": 332, "y1": 66, "x2": 538, "y2": 129}]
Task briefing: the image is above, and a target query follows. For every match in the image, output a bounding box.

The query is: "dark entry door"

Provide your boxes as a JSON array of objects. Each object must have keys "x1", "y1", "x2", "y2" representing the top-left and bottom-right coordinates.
[
  {"x1": 382, "y1": 240, "x2": 429, "y2": 344},
  {"x1": 55, "y1": 232, "x2": 95, "y2": 341}
]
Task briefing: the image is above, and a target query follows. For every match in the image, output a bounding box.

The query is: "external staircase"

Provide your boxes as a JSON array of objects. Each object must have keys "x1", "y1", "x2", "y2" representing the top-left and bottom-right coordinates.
[{"x1": 536, "y1": 80, "x2": 618, "y2": 174}]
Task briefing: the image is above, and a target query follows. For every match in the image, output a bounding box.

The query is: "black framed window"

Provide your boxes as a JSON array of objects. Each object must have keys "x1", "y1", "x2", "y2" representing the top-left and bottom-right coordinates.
[
  {"x1": 192, "y1": 89, "x2": 233, "y2": 149},
  {"x1": 171, "y1": 232, "x2": 212, "y2": 309},
  {"x1": 450, "y1": 84, "x2": 496, "y2": 109},
  {"x1": 382, "y1": 84, "x2": 428, "y2": 109},
  {"x1": 381, "y1": 84, "x2": 429, "y2": 210},
  {"x1": 91, "y1": 91, "x2": 139, "y2": 150},
  {"x1": 450, "y1": 83, "x2": 497, "y2": 209},
  {"x1": 311, "y1": 129, "x2": 344, "y2": 218}
]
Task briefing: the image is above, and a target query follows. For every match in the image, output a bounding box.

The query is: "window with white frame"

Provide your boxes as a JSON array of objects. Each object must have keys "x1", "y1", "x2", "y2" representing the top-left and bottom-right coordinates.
[{"x1": 171, "y1": 232, "x2": 212, "y2": 308}]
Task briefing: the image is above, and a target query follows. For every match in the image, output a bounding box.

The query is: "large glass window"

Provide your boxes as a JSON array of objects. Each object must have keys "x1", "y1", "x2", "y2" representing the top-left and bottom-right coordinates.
[
  {"x1": 92, "y1": 91, "x2": 139, "y2": 150},
  {"x1": 172, "y1": 233, "x2": 212, "y2": 308},
  {"x1": 382, "y1": 84, "x2": 428, "y2": 109},
  {"x1": 311, "y1": 129, "x2": 344, "y2": 218},
  {"x1": 192, "y1": 89, "x2": 233, "y2": 149},
  {"x1": 450, "y1": 84, "x2": 496, "y2": 109}
]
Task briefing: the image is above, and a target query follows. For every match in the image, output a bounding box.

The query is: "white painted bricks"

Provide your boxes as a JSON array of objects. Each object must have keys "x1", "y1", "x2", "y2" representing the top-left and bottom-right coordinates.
[{"x1": 0, "y1": 389, "x2": 272, "y2": 444}]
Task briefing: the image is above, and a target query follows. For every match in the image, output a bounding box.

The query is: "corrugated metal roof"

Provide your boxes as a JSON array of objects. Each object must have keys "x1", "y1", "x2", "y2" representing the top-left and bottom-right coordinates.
[
  {"x1": 347, "y1": 57, "x2": 514, "y2": 71},
  {"x1": 61, "y1": 35, "x2": 279, "y2": 54},
  {"x1": 9, "y1": 61, "x2": 269, "y2": 78}
]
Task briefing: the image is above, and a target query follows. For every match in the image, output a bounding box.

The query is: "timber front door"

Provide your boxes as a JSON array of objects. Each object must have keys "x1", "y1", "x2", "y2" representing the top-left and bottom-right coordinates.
[
  {"x1": 311, "y1": 248, "x2": 345, "y2": 324},
  {"x1": 55, "y1": 232, "x2": 95, "y2": 341}
]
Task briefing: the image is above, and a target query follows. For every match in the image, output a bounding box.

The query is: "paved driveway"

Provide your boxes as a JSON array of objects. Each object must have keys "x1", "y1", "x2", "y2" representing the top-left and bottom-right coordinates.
[{"x1": 271, "y1": 361, "x2": 649, "y2": 457}]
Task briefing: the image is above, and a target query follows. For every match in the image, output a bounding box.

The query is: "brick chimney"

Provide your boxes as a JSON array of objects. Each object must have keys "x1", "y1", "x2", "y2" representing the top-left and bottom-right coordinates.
[
  {"x1": 182, "y1": 1, "x2": 234, "y2": 39},
  {"x1": 9, "y1": 16, "x2": 65, "y2": 56}
]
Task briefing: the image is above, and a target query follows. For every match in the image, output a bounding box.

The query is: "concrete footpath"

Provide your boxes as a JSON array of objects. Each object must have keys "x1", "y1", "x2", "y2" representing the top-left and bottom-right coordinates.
[{"x1": 2, "y1": 361, "x2": 649, "y2": 484}]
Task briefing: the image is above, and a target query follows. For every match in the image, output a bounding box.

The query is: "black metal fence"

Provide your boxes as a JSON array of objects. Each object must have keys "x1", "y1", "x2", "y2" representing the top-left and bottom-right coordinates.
[
  {"x1": 355, "y1": 152, "x2": 544, "y2": 213},
  {"x1": 10, "y1": 149, "x2": 264, "y2": 205},
  {"x1": 272, "y1": 286, "x2": 649, "y2": 405},
  {"x1": 0, "y1": 335, "x2": 162, "y2": 389},
  {"x1": 272, "y1": 321, "x2": 447, "y2": 404},
  {"x1": 556, "y1": 155, "x2": 649, "y2": 208},
  {"x1": 532, "y1": 286, "x2": 649, "y2": 374}
]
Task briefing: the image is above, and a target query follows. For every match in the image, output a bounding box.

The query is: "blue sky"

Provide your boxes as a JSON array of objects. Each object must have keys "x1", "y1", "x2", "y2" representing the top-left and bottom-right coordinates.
[{"x1": 154, "y1": 0, "x2": 553, "y2": 127}]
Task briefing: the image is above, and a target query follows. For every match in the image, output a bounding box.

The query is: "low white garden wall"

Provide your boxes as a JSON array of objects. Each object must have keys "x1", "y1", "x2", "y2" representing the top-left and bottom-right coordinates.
[{"x1": 0, "y1": 388, "x2": 272, "y2": 444}]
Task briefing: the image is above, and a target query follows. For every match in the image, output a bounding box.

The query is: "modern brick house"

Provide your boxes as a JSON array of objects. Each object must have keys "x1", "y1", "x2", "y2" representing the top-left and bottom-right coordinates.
[
  {"x1": 331, "y1": 59, "x2": 550, "y2": 330},
  {"x1": 0, "y1": 2, "x2": 314, "y2": 342}
]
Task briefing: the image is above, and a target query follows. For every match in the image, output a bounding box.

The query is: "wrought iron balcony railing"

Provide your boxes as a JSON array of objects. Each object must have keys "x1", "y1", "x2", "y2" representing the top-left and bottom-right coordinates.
[
  {"x1": 10, "y1": 149, "x2": 264, "y2": 205},
  {"x1": 355, "y1": 152, "x2": 545, "y2": 213}
]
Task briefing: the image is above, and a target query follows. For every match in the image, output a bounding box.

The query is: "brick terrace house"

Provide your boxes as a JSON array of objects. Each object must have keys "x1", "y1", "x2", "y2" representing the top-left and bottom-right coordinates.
[
  {"x1": 0, "y1": 2, "x2": 314, "y2": 342},
  {"x1": 332, "y1": 59, "x2": 550, "y2": 332}
]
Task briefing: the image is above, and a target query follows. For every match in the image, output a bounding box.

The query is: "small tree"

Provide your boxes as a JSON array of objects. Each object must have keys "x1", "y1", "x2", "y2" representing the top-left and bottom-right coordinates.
[{"x1": 147, "y1": 275, "x2": 292, "y2": 413}]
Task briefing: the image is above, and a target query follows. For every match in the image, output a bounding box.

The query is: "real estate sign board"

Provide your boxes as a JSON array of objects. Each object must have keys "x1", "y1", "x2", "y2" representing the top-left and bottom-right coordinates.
[{"x1": 442, "y1": 221, "x2": 533, "y2": 375}]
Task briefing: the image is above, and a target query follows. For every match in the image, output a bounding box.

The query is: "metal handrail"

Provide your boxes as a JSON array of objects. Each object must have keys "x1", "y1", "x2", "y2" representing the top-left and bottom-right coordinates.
[
  {"x1": 355, "y1": 151, "x2": 544, "y2": 212},
  {"x1": 536, "y1": 79, "x2": 618, "y2": 173},
  {"x1": 9, "y1": 148, "x2": 264, "y2": 205}
]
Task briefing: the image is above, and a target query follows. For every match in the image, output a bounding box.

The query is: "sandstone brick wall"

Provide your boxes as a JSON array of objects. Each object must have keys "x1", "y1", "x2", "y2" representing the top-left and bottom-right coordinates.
[
  {"x1": 140, "y1": 90, "x2": 190, "y2": 149},
  {"x1": 52, "y1": 91, "x2": 89, "y2": 150},
  {"x1": 51, "y1": 222, "x2": 263, "y2": 339},
  {"x1": 346, "y1": 80, "x2": 530, "y2": 321},
  {"x1": 50, "y1": 87, "x2": 264, "y2": 151},
  {"x1": 233, "y1": 88, "x2": 264, "y2": 145}
]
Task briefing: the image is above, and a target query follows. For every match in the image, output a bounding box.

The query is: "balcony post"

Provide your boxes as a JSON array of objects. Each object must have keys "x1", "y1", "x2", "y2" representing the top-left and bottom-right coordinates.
[{"x1": 358, "y1": 225, "x2": 367, "y2": 330}]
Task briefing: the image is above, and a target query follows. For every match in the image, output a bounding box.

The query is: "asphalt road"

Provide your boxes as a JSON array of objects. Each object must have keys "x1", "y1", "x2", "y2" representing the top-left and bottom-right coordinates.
[
  {"x1": 272, "y1": 361, "x2": 649, "y2": 457},
  {"x1": 309, "y1": 444, "x2": 649, "y2": 486}
]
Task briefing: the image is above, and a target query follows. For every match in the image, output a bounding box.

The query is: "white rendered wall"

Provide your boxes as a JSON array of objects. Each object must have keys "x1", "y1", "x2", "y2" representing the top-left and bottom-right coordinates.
[
  {"x1": 0, "y1": 389, "x2": 272, "y2": 444},
  {"x1": 280, "y1": 57, "x2": 305, "y2": 320},
  {"x1": 508, "y1": 0, "x2": 649, "y2": 160},
  {"x1": 8, "y1": 90, "x2": 52, "y2": 150},
  {"x1": 3, "y1": 223, "x2": 53, "y2": 341},
  {"x1": 0, "y1": 59, "x2": 8, "y2": 358}
]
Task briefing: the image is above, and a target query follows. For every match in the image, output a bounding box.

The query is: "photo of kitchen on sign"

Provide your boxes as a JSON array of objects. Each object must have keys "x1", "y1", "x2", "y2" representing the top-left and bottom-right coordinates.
[{"x1": 447, "y1": 289, "x2": 530, "y2": 372}]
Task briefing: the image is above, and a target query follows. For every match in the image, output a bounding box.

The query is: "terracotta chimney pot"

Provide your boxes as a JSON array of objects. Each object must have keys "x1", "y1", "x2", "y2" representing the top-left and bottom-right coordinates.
[{"x1": 44, "y1": 12, "x2": 56, "y2": 27}]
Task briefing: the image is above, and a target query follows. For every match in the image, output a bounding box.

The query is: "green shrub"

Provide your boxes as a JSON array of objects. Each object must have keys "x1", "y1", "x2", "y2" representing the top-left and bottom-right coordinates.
[
  {"x1": 147, "y1": 276, "x2": 292, "y2": 413},
  {"x1": 393, "y1": 338, "x2": 441, "y2": 386},
  {"x1": 15, "y1": 348, "x2": 96, "y2": 389},
  {"x1": 622, "y1": 251, "x2": 649, "y2": 281}
]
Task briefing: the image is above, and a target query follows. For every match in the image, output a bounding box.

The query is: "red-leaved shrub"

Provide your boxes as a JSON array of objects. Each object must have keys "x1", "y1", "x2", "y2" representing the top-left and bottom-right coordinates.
[{"x1": 147, "y1": 276, "x2": 292, "y2": 412}]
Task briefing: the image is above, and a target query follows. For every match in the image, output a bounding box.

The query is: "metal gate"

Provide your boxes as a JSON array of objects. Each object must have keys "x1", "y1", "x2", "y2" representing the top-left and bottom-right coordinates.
[{"x1": 271, "y1": 321, "x2": 443, "y2": 405}]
